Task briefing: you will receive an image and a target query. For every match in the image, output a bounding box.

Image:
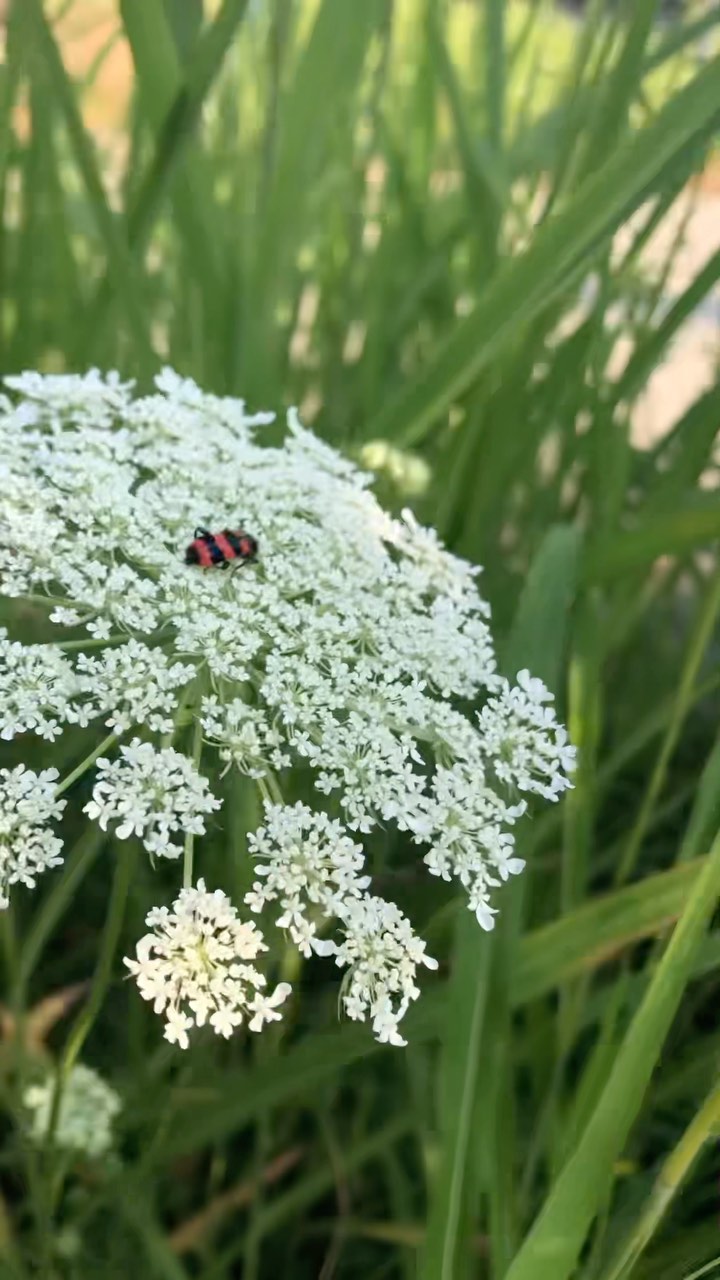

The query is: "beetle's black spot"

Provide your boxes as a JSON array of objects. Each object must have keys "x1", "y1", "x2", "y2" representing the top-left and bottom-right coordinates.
[
  {"x1": 224, "y1": 530, "x2": 244, "y2": 556},
  {"x1": 207, "y1": 537, "x2": 225, "y2": 565}
]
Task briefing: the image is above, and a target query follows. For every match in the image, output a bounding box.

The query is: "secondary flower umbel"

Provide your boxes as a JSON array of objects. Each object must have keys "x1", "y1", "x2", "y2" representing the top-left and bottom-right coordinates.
[
  {"x1": 23, "y1": 1064, "x2": 121, "y2": 1157},
  {"x1": 0, "y1": 369, "x2": 575, "y2": 1045},
  {"x1": 125, "y1": 879, "x2": 291, "y2": 1048}
]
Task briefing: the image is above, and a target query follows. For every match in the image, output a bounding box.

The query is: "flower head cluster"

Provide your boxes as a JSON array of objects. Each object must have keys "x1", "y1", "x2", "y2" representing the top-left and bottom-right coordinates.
[
  {"x1": 0, "y1": 766, "x2": 65, "y2": 908},
  {"x1": 201, "y1": 695, "x2": 290, "y2": 779},
  {"x1": 76, "y1": 641, "x2": 196, "y2": 735},
  {"x1": 326, "y1": 895, "x2": 438, "y2": 1046},
  {"x1": 247, "y1": 803, "x2": 436, "y2": 1045},
  {"x1": 246, "y1": 803, "x2": 371, "y2": 955},
  {"x1": 0, "y1": 628, "x2": 83, "y2": 741},
  {"x1": 0, "y1": 369, "x2": 575, "y2": 1043},
  {"x1": 23, "y1": 1064, "x2": 121, "y2": 1157},
  {"x1": 125, "y1": 879, "x2": 291, "y2": 1048},
  {"x1": 84, "y1": 740, "x2": 221, "y2": 859},
  {"x1": 476, "y1": 668, "x2": 577, "y2": 802}
]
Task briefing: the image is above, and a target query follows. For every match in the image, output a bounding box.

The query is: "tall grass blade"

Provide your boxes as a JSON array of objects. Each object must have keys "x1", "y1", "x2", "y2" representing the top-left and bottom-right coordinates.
[
  {"x1": 23, "y1": 0, "x2": 154, "y2": 373},
  {"x1": 369, "y1": 55, "x2": 720, "y2": 447},
  {"x1": 505, "y1": 829, "x2": 720, "y2": 1280},
  {"x1": 421, "y1": 525, "x2": 581, "y2": 1278}
]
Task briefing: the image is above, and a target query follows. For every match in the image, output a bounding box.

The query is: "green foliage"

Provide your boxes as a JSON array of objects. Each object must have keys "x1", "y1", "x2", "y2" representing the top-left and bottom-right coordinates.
[{"x1": 2, "y1": 0, "x2": 720, "y2": 1276}]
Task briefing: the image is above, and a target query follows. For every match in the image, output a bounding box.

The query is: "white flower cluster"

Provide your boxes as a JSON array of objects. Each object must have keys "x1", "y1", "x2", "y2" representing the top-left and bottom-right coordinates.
[
  {"x1": 246, "y1": 804, "x2": 437, "y2": 1045},
  {"x1": 0, "y1": 767, "x2": 65, "y2": 908},
  {"x1": 0, "y1": 632, "x2": 196, "y2": 742},
  {"x1": 23, "y1": 1064, "x2": 121, "y2": 1157},
  {"x1": 476, "y1": 668, "x2": 576, "y2": 802},
  {"x1": 0, "y1": 369, "x2": 575, "y2": 1044},
  {"x1": 84, "y1": 740, "x2": 221, "y2": 859},
  {"x1": 201, "y1": 695, "x2": 290, "y2": 779},
  {"x1": 0, "y1": 628, "x2": 83, "y2": 741},
  {"x1": 125, "y1": 879, "x2": 291, "y2": 1048},
  {"x1": 76, "y1": 641, "x2": 196, "y2": 735},
  {"x1": 246, "y1": 802, "x2": 371, "y2": 955}
]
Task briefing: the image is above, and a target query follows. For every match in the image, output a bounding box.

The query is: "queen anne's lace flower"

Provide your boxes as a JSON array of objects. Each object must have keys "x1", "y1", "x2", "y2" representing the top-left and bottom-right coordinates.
[
  {"x1": 0, "y1": 629, "x2": 82, "y2": 740},
  {"x1": 84, "y1": 740, "x2": 221, "y2": 859},
  {"x1": 76, "y1": 641, "x2": 196, "y2": 734},
  {"x1": 0, "y1": 766, "x2": 65, "y2": 908},
  {"x1": 420, "y1": 764, "x2": 527, "y2": 931},
  {"x1": 200, "y1": 695, "x2": 290, "y2": 778},
  {"x1": 124, "y1": 879, "x2": 291, "y2": 1048},
  {"x1": 0, "y1": 369, "x2": 575, "y2": 1044},
  {"x1": 320, "y1": 895, "x2": 438, "y2": 1047},
  {"x1": 246, "y1": 803, "x2": 371, "y2": 956},
  {"x1": 476, "y1": 668, "x2": 577, "y2": 802},
  {"x1": 23, "y1": 1064, "x2": 121, "y2": 1157}
]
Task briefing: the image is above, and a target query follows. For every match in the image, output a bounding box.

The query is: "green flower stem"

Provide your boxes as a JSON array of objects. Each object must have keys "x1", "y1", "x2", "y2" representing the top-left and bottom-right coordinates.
[
  {"x1": 161, "y1": 670, "x2": 204, "y2": 750},
  {"x1": 617, "y1": 570, "x2": 720, "y2": 885},
  {"x1": 51, "y1": 626, "x2": 174, "y2": 652},
  {"x1": 55, "y1": 729, "x2": 122, "y2": 799},
  {"x1": 53, "y1": 633, "x2": 134, "y2": 652},
  {"x1": 257, "y1": 771, "x2": 284, "y2": 808},
  {"x1": 602, "y1": 1075, "x2": 720, "y2": 1280},
  {"x1": 183, "y1": 715, "x2": 205, "y2": 890},
  {"x1": 13, "y1": 593, "x2": 82, "y2": 610}
]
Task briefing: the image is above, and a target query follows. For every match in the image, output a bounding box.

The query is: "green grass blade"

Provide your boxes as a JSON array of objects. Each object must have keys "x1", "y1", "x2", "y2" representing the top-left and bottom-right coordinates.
[
  {"x1": 22, "y1": 0, "x2": 154, "y2": 373},
  {"x1": 677, "y1": 732, "x2": 720, "y2": 865},
  {"x1": 585, "y1": 502, "x2": 720, "y2": 583},
  {"x1": 428, "y1": 14, "x2": 505, "y2": 276},
  {"x1": 124, "y1": 0, "x2": 250, "y2": 252},
  {"x1": 644, "y1": 388, "x2": 720, "y2": 512},
  {"x1": 86, "y1": 0, "x2": 249, "y2": 364},
  {"x1": 418, "y1": 914, "x2": 493, "y2": 1280},
  {"x1": 601, "y1": 1073, "x2": 720, "y2": 1280},
  {"x1": 579, "y1": 0, "x2": 660, "y2": 176},
  {"x1": 504, "y1": 525, "x2": 583, "y2": 686},
  {"x1": 420, "y1": 525, "x2": 581, "y2": 1279},
  {"x1": 486, "y1": 0, "x2": 505, "y2": 151},
  {"x1": 614, "y1": 244, "x2": 720, "y2": 406},
  {"x1": 368, "y1": 54, "x2": 720, "y2": 447},
  {"x1": 513, "y1": 859, "x2": 706, "y2": 1005},
  {"x1": 616, "y1": 570, "x2": 720, "y2": 884},
  {"x1": 244, "y1": 0, "x2": 381, "y2": 393},
  {"x1": 505, "y1": 829, "x2": 720, "y2": 1280}
]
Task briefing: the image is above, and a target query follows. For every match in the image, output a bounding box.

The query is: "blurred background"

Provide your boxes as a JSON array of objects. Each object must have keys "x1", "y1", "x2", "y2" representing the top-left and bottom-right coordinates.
[{"x1": 2, "y1": 2, "x2": 720, "y2": 1278}]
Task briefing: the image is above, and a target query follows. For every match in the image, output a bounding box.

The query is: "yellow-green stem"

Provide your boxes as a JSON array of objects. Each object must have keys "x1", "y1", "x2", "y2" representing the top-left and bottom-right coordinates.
[
  {"x1": 161, "y1": 669, "x2": 203, "y2": 750},
  {"x1": 55, "y1": 729, "x2": 122, "y2": 798},
  {"x1": 183, "y1": 715, "x2": 205, "y2": 889},
  {"x1": 603, "y1": 1075, "x2": 720, "y2": 1280},
  {"x1": 45, "y1": 840, "x2": 138, "y2": 1209},
  {"x1": 617, "y1": 571, "x2": 720, "y2": 885}
]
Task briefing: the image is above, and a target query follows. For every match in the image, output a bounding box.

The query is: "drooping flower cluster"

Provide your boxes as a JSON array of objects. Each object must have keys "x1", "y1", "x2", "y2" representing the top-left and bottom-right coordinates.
[
  {"x1": 125, "y1": 879, "x2": 291, "y2": 1048},
  {"x1": 23, "y1": 1064, "x2": 121, "y2": 1157},
  {"x1": 0, "y1": 766, "x2": 66, "y2": 908},
  {"x1": 0, "y1": 369, "x2": 575, "y2": 1044}
]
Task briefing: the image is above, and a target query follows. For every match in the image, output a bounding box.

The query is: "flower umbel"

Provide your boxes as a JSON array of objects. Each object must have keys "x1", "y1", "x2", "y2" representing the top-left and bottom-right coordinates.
[
  {"x1": 0, "y1": 766, "x2": 65, "y2": 908},
  {"x1": 0, "y1": 369, "x2": 575, "y2": 1045},
  {"x1": 124, "y1": 879, "x2": 292, "y2": 1048},
  {"x1": 246, "y1": 802, "x2": 371, "y2": 957},
  {"x1": 83, "y1": 740, "x2": 221, "y2": 860},
  {"x1": 23, "y1": 1064, "x2": 121, "y2": 1157}
]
